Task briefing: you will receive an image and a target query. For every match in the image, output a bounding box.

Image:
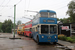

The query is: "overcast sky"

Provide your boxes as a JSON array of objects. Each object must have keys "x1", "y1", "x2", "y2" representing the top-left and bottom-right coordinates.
[{"x1": 0, "y1": 0, "x2": 72, "y2": 23}]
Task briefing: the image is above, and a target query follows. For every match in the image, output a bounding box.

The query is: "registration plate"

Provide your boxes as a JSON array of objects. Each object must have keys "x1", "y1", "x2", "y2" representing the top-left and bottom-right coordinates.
[{"x1": 48, "y1": 40, "x2": 50, "y2": 41}]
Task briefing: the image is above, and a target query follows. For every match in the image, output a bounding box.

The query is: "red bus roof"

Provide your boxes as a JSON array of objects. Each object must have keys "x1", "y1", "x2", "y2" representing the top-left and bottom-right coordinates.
[{"x1": 25, "y1": 20, "x2": 32, "y2": 24}]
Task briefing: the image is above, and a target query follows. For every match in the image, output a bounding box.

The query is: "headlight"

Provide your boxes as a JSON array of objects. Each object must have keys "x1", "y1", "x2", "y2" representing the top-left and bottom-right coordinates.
[
  {"x1": 55, "y1": 36, "x2": 56, "y2": 38},
  {"x1": 42, "y1": 36, "x2": 44, "y2": 38}
]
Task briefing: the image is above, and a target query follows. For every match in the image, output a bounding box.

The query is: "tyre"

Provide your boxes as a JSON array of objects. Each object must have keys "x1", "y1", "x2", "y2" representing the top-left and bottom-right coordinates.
[
  {"x1": 53, "y1": 42, "x2": 57, "y2": 45},
  {"x1": 37, "y1": 36, "x2": 40, "y2": 44}
]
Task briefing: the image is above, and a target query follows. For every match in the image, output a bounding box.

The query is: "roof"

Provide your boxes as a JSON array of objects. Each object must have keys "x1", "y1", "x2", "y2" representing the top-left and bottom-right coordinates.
[
  {"x1": 25, "y1": 20, "x2": 32, "y2": 24},
  {"x1": 58, "y1": 22, "x2": 75, "y2": 25},
  {"x1": 39, "y1": 10, "x2": 56, "y2": 13},
  {"x1": 18, "y1": 24, "x2": 25, "y2": 26}
]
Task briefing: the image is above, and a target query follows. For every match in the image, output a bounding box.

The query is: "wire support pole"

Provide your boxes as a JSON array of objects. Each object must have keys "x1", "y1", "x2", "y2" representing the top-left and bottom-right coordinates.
[{"x1": 13, "y1": 5, "x2": 16, "y2": 38}]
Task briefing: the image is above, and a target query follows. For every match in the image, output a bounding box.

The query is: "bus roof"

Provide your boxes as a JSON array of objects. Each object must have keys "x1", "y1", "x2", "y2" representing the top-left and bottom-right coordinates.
[
  {"x1": 18, "y1": 24, "x2": 25, "y2": 26},
  {"x1": 39, "y1": 10, "x2": 56, "y2": 13},
  {"x1": 25, "y1": 20, "x2": 32, "y2": 24}
]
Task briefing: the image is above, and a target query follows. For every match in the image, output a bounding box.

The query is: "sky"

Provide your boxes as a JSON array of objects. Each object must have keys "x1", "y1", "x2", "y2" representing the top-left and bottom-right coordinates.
[{"x1": 0, "y1": 0, "x2": 72, "y2": 24}]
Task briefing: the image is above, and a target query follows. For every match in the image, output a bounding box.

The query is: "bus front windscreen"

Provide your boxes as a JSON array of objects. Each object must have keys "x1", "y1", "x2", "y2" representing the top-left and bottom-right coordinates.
[
  {"x1": 50, "y1": 25, "x2": 57, "y2": 34},
  {"x1": 41, "y1": 25, "x2": 49, "y2": 34}
]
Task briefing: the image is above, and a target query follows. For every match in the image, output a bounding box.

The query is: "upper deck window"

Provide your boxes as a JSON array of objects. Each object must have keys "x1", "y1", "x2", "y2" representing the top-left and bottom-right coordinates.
[
  {"x1": 40, "y1": 12, "x2": 56, "y2": 18},
  {"x1": 40, "y1": 12, "x2": 48, "y2": 17},
  {"x1": 49, "y1": 13, "x2": 56, "y2": 18}
]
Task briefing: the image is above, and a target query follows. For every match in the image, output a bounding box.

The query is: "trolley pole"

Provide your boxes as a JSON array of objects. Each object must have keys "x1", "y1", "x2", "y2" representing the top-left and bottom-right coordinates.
[{"x1": 13, "y1": 5, "x2": 16, "y2": 38}]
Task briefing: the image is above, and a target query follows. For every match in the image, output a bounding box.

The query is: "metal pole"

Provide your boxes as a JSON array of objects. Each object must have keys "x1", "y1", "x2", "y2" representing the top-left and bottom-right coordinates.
[
  {"x1": 11, "y1": 23, "x2": 12, "y2": 33},
  {"x1": 13, "y1": 5, "x2": 16, "y2": 38}
]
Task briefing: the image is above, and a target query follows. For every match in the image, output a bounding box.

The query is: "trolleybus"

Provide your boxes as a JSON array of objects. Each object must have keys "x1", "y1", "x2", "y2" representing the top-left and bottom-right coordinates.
[
  {"x1": 32, "y1": 10, "x2": 58, "y2": 44},
  {"x1": 24, "y1": 20, "x2": 32, "y2": 37},
  {"x1": 17, "y1": 24, "x2": 25, "y2": 35}
]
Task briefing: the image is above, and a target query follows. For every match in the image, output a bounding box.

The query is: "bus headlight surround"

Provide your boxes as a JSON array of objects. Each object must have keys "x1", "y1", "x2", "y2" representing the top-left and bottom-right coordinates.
[
  {"x1": 55, "y1": 36, "x2": 56, "y2": 38},
  {"x1": 42, "y1": 36, "x2": 44, "y2": 38}
]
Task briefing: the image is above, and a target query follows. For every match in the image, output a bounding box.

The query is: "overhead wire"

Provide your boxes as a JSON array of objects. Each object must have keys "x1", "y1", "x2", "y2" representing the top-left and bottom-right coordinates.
[
  {"x1": 24, "y1": 0, "x2": 34, "y2": 20},
  {"x1": 0, "y1": 0, "x2": 5, "y2": 6},
  {"x1": 27, "y1": 0, "x2": 31, "y2": 16},
  {"x1": 0, "y1": 0, "x2": 22, "y2": 13},
  {"x1": 15, "y1": 0, "x2": 22, "y2": 5},
  {"x1": 0, "y1": 0, "x2": 10, "y2": 12},
  {"x1": 27, "y1": 0, "x2": 30, "y2": 9},
  {"x1": 55, "y1": 6, "x2": 67, "y2": 10},
  {"x1": 0, "y1": 0, "x2": 22, "y2": 23},
  {"x1": 26, "y1": 0, "x2": 69, "y2": 13},
  {"x1": 52, "y1": 0, "x2": 71, "y2": 11},
  {"x1": 24, "y1": 0, "x2": 27, "y2": 16},
  {"x1": 1, "y1": 0, "x2": 22, "y2": 14}
]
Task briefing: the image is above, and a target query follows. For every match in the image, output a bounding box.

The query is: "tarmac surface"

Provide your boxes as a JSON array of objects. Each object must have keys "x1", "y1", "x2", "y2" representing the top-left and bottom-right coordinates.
[{"x1": 0, "y1": 33, "x2": 65, "y2": 50}]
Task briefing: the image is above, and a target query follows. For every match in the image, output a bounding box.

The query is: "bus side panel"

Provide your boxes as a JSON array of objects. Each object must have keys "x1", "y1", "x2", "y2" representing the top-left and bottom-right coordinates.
[
  {"x1": 32, "y1": 18, "x2": 39, "y2": 26},
  {"x1": 26, "y1": 31, "x2": 32, "y2": 37},
  {"x1": 32, "y1": 32, "x2": 39, "y2": 40}
]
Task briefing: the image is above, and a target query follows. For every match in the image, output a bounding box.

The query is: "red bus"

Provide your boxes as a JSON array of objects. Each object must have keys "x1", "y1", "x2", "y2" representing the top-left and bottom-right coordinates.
[{"x1": 24, "y1": 20, "x2": 32, "y2": 37}]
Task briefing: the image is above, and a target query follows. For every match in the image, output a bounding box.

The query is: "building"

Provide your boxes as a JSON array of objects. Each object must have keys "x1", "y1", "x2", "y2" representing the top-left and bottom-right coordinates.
[{"x1": 58, "y1": 23, "x2": 75, "y2": 36}]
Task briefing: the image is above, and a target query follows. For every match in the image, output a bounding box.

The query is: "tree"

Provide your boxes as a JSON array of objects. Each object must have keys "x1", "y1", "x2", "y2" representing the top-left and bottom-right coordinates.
[
  {"x1": 17, "y1": 20, "x2": 22, "y2": 25},
  {"x1": 57, "y1": 18, "x2": 60, "y2": 21},
  {"x1": 1, "y1": 19, "x2": 13, "y2": 33},
  {"x1": 59, "y1": 17, "x2": 71, "y2": 23},
  {"x1": 66, "y1": 1, "x2": 75, "y2": 23},
  {"x1": 0, "y1": 22, "x2": 3, "y2": 32}
]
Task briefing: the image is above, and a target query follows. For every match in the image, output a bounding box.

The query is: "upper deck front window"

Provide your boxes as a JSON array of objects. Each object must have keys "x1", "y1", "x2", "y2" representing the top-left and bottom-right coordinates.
[
  {"x1": 40, "y1": 12, "x2": 48, "y2": 17},
  {"x1": 49, "y1": 13, "x2": 56, "y2": 18},
  {"x1": 40, "y1": 12, "x2": 56, "y2": 18}
]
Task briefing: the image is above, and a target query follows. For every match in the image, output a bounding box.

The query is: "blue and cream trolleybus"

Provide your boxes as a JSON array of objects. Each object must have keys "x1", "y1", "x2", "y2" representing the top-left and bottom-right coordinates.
[{"x1": 32, "y1": 10, "x2": 58, "y2": 44}]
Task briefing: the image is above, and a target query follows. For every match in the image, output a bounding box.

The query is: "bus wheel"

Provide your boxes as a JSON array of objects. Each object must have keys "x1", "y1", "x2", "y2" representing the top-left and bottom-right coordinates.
[
  {"x1": 37, "y1": 36, "x2": 40, "y2": 44},
  {"x1": 53, "y1": 42, "x2": 57, "y2": 45}
]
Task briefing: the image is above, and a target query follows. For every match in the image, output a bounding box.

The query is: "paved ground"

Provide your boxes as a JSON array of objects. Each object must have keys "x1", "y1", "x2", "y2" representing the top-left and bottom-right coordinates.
[
  {"x1": 58, "y1": 40, "x2": 75, "y2": 50},
  {"x1": 0, "y1": 33, "x2": 64, "y2": 50}
]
